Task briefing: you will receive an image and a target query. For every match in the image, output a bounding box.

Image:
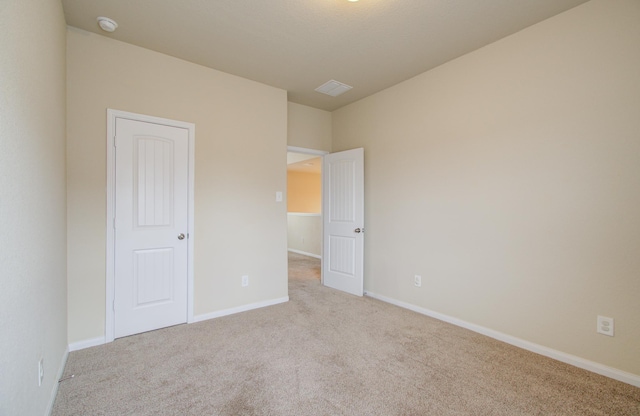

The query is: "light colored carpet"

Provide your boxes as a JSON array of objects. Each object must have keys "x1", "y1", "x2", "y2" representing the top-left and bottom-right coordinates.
[{"x1": 53, "y1": 253, "x2": 640, "y2": 415}]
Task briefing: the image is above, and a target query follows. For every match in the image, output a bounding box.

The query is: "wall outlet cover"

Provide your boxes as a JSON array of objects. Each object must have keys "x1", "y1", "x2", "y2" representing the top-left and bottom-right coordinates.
[{"x1": 597, "y1": 315, "x2": 614, "y2": 337}]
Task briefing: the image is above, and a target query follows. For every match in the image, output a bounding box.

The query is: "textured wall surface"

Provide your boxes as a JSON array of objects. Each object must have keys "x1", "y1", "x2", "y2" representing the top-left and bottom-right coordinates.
[
  {"x1": 288, "y1": 102, "x2": 332, "y2": 152},
  {"x1": 0, "y1": 0, "x2": 68, "y2": 414},
  {"x1": 287, "y1": 171, "x2": 322, "y2": 213},
  {"x1": 67, "y1": 28, "x2": 288, "y2": 343},
  {"x1": 288, "y1": 214, "x2": 322, "y2": 257},
  {"x1": 333, "y1": 0, "x2": 640, "y2": 376}
]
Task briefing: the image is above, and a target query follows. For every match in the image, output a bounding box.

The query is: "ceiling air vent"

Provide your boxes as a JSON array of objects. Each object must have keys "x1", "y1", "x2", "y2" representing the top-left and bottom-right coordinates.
[{"x1": 315, "y1": 80, "x2": 353, "y2": 97}]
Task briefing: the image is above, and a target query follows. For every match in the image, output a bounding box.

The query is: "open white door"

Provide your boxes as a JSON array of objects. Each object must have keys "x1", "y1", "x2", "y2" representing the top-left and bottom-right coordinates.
[{"x1": 323, "y1": 148, "x2": 364, "y2": 296}]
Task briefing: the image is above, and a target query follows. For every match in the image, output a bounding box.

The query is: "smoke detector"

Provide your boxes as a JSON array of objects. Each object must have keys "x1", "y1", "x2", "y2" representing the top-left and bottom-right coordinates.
[{"x1": 97, "y1": 17, "x2": 118, "y2": 33}]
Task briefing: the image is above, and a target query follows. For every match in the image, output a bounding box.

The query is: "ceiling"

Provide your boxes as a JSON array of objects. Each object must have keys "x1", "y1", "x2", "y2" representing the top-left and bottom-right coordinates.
[
  {"x1": 62, "y1": 0, "x2": 589, "y2": 112},
  {"x1": 287, "y1": 153, "x2": 322, "y2": 174}
]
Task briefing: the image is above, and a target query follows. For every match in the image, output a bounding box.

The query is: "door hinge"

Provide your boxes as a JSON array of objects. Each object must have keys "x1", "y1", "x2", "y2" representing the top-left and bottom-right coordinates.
[
  {"x1": 112, "y1": 299, "x2": 115, "y2": 312},
  {"x1": 113, "y1": 218, "x2": 116, "y2": 229},
  {"x1": 113, "y1": 136, "x2": 117, "y2": 147}
]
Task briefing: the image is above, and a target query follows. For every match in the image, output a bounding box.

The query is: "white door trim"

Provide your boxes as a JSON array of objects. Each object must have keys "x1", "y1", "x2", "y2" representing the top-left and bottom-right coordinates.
[
  {"x1": 106, "y1": 109, "x2": 195, "y2": 343},
  {"x1": 287, "y1": 146, "x2": 329, "y2": 157}
]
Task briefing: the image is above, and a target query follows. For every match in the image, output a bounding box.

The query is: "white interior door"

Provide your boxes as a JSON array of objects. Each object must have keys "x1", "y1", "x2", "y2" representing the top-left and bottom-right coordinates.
[
  {"x1": 323, "y1": 148, "x2": 364, "y2": 296},
  {"x1": 114, "y1": 117, "x2": 189, "y2": 338}
]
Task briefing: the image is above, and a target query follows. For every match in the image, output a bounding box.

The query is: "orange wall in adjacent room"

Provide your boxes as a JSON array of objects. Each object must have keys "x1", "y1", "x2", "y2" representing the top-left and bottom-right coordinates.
[{"x1": 287, "y1": 171, "x2": 321, "y2": 213}]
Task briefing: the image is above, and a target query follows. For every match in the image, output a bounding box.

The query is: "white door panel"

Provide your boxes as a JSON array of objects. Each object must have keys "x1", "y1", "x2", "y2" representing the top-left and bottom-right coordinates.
[
  {"x1": 114, "y1": 118, "x2": 189, "y2": 338},
  {"x1": 323, "y1": 148, "x2": 364, "y2": 296}
]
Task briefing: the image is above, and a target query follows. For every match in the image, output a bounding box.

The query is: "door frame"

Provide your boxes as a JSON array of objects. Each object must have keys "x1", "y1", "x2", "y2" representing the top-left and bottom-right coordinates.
[
  {"x1": 287, "y1": 146, "x2": 328, "y2": 283},
  {"x1": 106, "y1": 109, "x2": 195, "y2": 343}
]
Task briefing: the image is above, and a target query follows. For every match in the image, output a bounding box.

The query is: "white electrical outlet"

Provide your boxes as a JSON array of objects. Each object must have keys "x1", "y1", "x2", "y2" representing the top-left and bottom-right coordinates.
[
  {"x1": 597, "y1": 315, "x2": 614, "y2": 337},
  {"x1": 242, "y1": 275, "x2": 249, "y2": 287},
  {"x1": 38, "y1": 358, "x2": 44, "y2": 387},
  {"x1": 414, "y1": 275, "x2": 422, "y2": 287}
]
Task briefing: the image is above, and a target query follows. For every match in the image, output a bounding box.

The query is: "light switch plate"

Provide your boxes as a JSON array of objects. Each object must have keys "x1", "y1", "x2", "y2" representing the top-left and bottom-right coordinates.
[
  {"x1": 276, "y1": 192, "x2": 283, "y2": 202},
  {"x1": 414, "y1": 275, "x2": 422, "y2": 287}
]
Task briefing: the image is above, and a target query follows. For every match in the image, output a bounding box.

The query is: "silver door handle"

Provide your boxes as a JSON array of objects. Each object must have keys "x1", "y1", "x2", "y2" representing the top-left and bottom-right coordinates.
[
  {"x1": 354, "y1": 228, "x2": 363, "y2": 233},
  {"x1": 178, "y1": 233, "x2": 185, "y2": 240}
]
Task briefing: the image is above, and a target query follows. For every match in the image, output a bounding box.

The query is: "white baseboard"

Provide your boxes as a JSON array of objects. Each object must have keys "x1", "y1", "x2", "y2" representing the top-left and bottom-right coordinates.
[
  {"x1": 46, "y1": 347, "x2": 69, "y2": 416},
  {"x1": 68, "y1": 336, "x2": 106, "y2": 352},
  {"x1": 365, "y1": 291, "x2": 640, "y2": 388},
  {"x1": 68, "y1": 297, "x2": 290, "y2": 351},
  {"x1": 287, "y1": 248, "x2": 321, "y2": 259},
  {"x1": 193, "y1": 296, "x2": 290, "y2": 323}
]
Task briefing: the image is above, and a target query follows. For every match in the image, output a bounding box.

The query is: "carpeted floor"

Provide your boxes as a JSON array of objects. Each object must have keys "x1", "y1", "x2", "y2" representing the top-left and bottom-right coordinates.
[{"x1": 53, "y1": 252, "x2": 640, "y2": 415}]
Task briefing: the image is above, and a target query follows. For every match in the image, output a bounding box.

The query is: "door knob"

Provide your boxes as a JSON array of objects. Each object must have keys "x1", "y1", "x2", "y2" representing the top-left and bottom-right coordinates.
[
  {"x1": 178, "y1": 233, "x2": 185, "y2": 240},
  {"x1": 354, "y1": 228, "x2": 362, "y2": 233}
]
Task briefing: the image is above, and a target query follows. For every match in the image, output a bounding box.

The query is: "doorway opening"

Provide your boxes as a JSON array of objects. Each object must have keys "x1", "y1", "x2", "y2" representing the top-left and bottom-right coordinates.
[
  {"x1": 286, "y1": 146, "x2": 327, "y2": 286},
  {"x1": 286, "y1": 146, "x2": 365, "y2": 297}
]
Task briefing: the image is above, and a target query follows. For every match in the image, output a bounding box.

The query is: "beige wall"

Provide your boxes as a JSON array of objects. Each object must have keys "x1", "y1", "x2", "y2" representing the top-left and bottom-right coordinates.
[
  {"x1": 0, "y1": 0, "x2": 68, "y2": 414},
  {"x1": 287, "y1": 166, "x2": 322, "y2": 258},
  {"x1": 288, "y1": 102, "x2": 332, "y2": 152},
  {"x1": 67, "y1": 28, "x2": 288, "y2": 344},
  {"x1": 332, "y1": 0, "x2": 640, "y2": 376},
  {"x1": 287, "y1": 214, "x2": 322, "y2": 257},
  {"x1": 287, "y1": 171, "x2": 322, "y2": 213}
]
